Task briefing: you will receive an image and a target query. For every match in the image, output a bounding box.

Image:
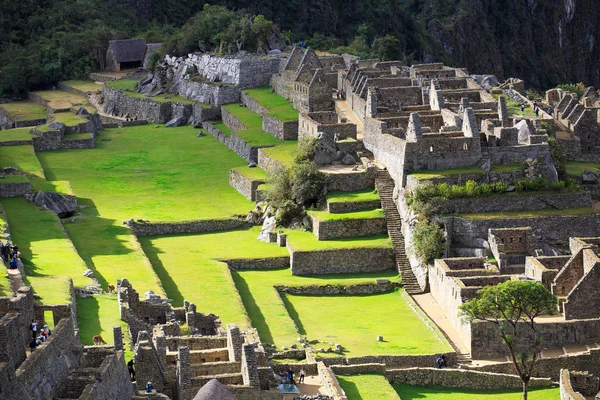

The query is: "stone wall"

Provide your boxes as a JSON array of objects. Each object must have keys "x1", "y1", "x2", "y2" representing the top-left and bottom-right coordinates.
[
  {"x1": 318, "y1": 361, "x2": 347, "y2": 400},
  {"x1": 0, "y1": 181, "x2": 31, "y2": 198},
  {"x1": 560, "y1": 369, "x2": 586, "y2": 400},
  {"x1": 225, "y1": 257, "x2": 290, "y2": 270},
  {"x1": 0, "y1": 287, "x2": 36, "y2": 369},
  {"x1": 203, "y1": 121, "x2": 267, "y2": 164},
  {"x1": 445, "y1": 213, "x2": 600, "y2": 247},
  {"x1": 79, "y1": 351, "x2": 135, "y2": 400},
  {"x1": 102, "y1": 87, "x2": 219, "y2": 124},
  {"x1": 326, "y1": 166, "x2": 377, "y2": 191},
  {"x1": 387, "y1": 368, "x2": 554, "y2": 390},
  {"x1": 229, "y1": 169, "x2": 265, "y2": 201},
  {"x1": 271, "y1": 74, "x2": 294, "y2": 100},
  {"x1": 221, "y1": 107, "x2": 248, "y2": 132},
  {"x1": 241, "y1": 92, "x2": 269, "y2": 115},
  {"x1": 275, "y1": 281, "x2": 400, "y2": 296},
  {"x1": 430, "y1": 191, "x2": 591, "y2": 214},
  {"x1": 311, "y1": 214, "x2": 386, "y2": 240},
  {"x1": 176, "y1": 80, "x2": 240, "y2": 106},
  {"x1": 298, "y1": 112, "x2": 357, "y2": 141},
  {"x1": 16, "y1": 317, "x2": 82, "y2": 399},
  {"x1": 288, "y1": 246, "x2": 395, "y2": 275},
  {"x1": 327, "y1": 199, "x2": 381, "y2": 213},
  {"x1": 129, "y1": 219, "x2": 249, "y2": 237},
  {"x1": 262, "y1": 115, "x2": 298, "y2": 140},
  {"x1": 257, "y1": 149, "x2": 286, "y2": 175},
  {"x1": 319, "y1": 353, "x2": 456, "y2": 369}
]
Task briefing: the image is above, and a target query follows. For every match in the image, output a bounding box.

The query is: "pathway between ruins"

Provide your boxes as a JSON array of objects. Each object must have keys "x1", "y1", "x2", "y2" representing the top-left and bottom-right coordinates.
[{"x1": 335, "y1": 98, "x2": 364, "y2": 139}]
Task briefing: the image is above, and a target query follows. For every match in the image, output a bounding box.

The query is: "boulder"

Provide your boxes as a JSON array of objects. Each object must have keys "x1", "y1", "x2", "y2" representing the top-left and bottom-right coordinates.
[
  {"x1": 165, "y1": 117, "x2": 186, "y2": 128},
  {"x1": 75, "y1": 107, "x2": 89, "y2": 115},
  {"x1": 83, "y1": 269, "x2": 95, "y2": 278},
  {"x1": 341, "y1": 153, "x2": 356, "y2": 165},
  {"x1": 26, "y1": 191, "x2": 77, "y2": 218},
  {"x1": 46, "y1": 122, "x2": 66, "y2": 132},
  {"x1": 582, "y1": 170, "x2": 599, "y2": 184},
  {"x1": 258, "y1": 215, "x2": 277, "y2": 242},
  {"x1": 515, "y1": 120, "x2": 531, "y2": 143}
]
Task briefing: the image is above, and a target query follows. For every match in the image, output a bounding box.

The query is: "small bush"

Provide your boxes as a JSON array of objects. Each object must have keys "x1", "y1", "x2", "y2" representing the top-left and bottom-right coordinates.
[
  {"x1": 275, "y1": 200, "x2": 304, "y2": 226},
  {"x1": 451, "y1": 184, "x2": 466, "y2": 198},
  {"x1": 264, "y1": 166, "x2": 292, "y2": 207},
  {"x1": 465, "y1": 180, "x2": 478, "y2": 196},
  {"x1": 492, "y1": 181, "x2": 507, "y2": 192},
  {"x1": 437, "y1": 183, "x2": 451, "y2": 199},
  {"x1": 551, "y1": 180, "x2": 566, "y2": 191},
  {"x1": 413, "y1": 183, "x2": 438, "y2": 203},
  {"x1": 295, "y1": 137, "x2": 317, "y2": 163},
  {"x1": 479, "y1": 183, "x2": 492, "y2": 195},
  {"x1": 413, "y1": 220, "x2": 445, "y2": 263},
  {"x1": 290, "y1": 162, "x2": 327, "y2": 207}
]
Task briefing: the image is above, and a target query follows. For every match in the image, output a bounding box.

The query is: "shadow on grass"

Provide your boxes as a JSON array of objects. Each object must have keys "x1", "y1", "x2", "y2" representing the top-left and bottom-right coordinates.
[
  {"x1": 76, "y1": 296, "x2": 101, "y2": 345},
  {"x1": 279, "y1": 292, "x2": 306, "y2": 335},
  {"x1": 337, "y1": 379, "x2": 364, "y2": 399},
  {"x1": 231, "y1": 270, "x2": 276, "y2": 344},
  {"x1": 139, "y1": 238, "x2": 184, "y2": 307}
]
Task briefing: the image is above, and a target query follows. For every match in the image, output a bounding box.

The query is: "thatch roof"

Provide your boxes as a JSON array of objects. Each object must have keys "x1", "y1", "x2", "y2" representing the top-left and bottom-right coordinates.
[
  {"x1": 108, "y1": 39, "x2": 147, "y2": 63},
  {"x1": 192, "y1": 379, "x2": 237, "y2": 400}
]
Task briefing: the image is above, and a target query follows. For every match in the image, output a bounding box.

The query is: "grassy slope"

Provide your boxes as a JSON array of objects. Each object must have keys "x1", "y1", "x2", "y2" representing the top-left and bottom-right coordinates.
[
  {"x1": 0, "y1": 101, "x2": 47, "y2": 120},
  {"x1": 33, "y1": 90, "x2": 90, "y2": 109},
  {"x1": 0, "y1": 128, "x2": 34, "y2": 142},
  {"x1": 394, "y1": 385, "x2": 559, "y2": 400},
  {"x1": 337, "y1": 375, "x2": 401, "y2": 400},
  {"x1": 327, "y1": 189, "x2": 380, "y2": 204},
  {"x1": 243, "y1": 86, "x2": 298, "y2": 122},
  {"x1": 284, "y1": 289, "x2": 450, "y2": 356},
  {"x1": 2, "y1": 197, "x2": 89, "y2": 304},
  {"x1": 260, "y1": 141, "x2": 298, "y2": 167},
  {"x1": 233, "y1": 269, "x2": 401, "y2": 349},
  {"x1": 212, "y1": 121, "x2": 232, "y2": 137},
  {"x1": 62, "y1": 80, "x2": 102, "y2": 93},
  {"x1": 38, "y1": 112, "x2": 87, "y2": 132},
  {"x1": 222, "y1": 104, "x2": 285, "y2": 146},
  {"x1": 138, "y1": 227, "x2": 289, "y2": 327}
]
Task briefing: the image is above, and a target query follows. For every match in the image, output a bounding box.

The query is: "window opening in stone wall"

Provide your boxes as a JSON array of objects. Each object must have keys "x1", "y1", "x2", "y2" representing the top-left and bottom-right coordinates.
[
  {"x1": 463, "y1": 143, "x2": 468, "y2": 150},
  {"x1": 429, "y1": 146, "x2": 434, "y2": 153}
]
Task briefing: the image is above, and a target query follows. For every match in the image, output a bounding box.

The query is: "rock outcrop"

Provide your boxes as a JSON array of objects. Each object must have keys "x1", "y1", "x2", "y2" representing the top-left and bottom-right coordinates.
[{"x1": 26, "y1": 191, "x2": 77, "y2": 218}]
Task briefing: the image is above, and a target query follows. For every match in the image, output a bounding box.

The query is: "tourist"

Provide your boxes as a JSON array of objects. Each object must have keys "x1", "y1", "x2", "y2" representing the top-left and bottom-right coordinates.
[
  {"x1": 29, "y1": 338, "x2": 37, "y2": 353},
  {"x1": 299, "y1": 368, "x2": 305, "y2": 384},
  {"x1": 535, "y1": 106, "x2": 540, "y2": 118},
  {"x1": 286, "y1": 369, "x2": 294, "y2": 384},
  {"x1": 521, "y1": 103, "x2": 525, "y2": 116},
  {"x1": 43, "y1": 325, "x2": 51, "y2": 337},
  {"x1": 30, "y1": 319, "x2": 38, "y2": 339},
  {"x1": 435, "y1": 354, "x2": 447, "y2": 368},
  {"x1": 548, "y1": 107, "x2": 553, "y2": 116},
  {"x1": 145, "y1": 381, "x2": 154, "y2": 393},
  {"x1": 127, "y1": 359, "x2": 136, "y2": 381},
  {"x1": 10, "y1": 255, "x2": 18, "y2": 269}
]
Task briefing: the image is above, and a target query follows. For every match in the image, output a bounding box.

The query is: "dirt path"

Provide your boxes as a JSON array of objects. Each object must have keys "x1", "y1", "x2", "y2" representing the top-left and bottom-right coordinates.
[{"x1": 335, "y1": 98, "x2": 364, "y2": 139}]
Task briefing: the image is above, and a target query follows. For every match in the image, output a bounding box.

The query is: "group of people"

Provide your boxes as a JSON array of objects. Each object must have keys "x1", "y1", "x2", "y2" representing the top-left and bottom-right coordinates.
[
  {"x1": 335, "y1": 89, "x2": 346, "y2": 99},
  {"x1": 521, "y1": 101, "x2": 553, "y2": 118},
  {"x1": 0, "y1": 240, "x2": 19, "y2": 269},
  {"x1": 28, "y1": 319, "x2": 52, "y2": 352},
  {"x1": 282, "y1": 368, "x2": 305, "y2": 385}
]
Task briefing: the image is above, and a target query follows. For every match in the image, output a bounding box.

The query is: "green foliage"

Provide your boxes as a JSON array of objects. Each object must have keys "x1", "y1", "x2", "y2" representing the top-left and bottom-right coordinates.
[
  {"x1": 548, "y1": 137, "x2": 567, "y2": 179},
  {"x1": 264, "y1": 166, "x2": 293, "y2": 207},
  {"x1": 290, "y1": 162, "x2": 327, "y2": 207},
  {"x1": 413, "y1": 220, "x2": 445, "y2": 263},
  {"x1": 275, "y1": 200, "x2": 304, "y2": 226},
  {"x1": 557, "y1": 83, "x2": 586, "y2": 99},
  {"x1": 295, "y1": 137, "x2": 317, "y2": 163},
  {"x1": 372, "y1": 35, "x2": 403, "y2": 62}
]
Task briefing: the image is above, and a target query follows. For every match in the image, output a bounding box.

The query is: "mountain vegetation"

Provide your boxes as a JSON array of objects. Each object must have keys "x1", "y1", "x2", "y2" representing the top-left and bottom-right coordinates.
[{"x1": 1, "y1": 0, "x2": 599, "y2": 97}]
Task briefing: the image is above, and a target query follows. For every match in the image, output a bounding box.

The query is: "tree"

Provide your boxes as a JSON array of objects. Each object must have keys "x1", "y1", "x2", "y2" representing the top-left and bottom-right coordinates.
[
  {"x1": 372, "y1": 35, "x2": 402, "y2": 62},
  {"x1": 459, "y1": 281, "x2": 557, "y2": 400}
]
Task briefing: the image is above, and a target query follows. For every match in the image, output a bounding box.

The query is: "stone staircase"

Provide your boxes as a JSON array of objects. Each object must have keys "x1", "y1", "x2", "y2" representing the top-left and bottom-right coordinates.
[{"x1": 375, "y1": 170, "x2": 422, "y2": 294}]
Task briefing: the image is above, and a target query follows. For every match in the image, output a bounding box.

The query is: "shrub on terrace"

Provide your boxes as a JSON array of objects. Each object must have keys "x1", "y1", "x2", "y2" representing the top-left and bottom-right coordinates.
[{"x1": 413, "y1": 220, "x2": 445, "y2": 263}]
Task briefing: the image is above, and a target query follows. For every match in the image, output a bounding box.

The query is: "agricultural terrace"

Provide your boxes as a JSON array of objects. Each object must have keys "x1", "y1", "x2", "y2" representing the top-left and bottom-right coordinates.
[
  {"x1": 0, "y1": 101, "x2": 47, "y2": 121},
  {"x1": 33, "y1": 89, "x2": 91, "y2": 110},
  {"x1": 243, "y1": 86, "x2": 299, "y2": 122}
]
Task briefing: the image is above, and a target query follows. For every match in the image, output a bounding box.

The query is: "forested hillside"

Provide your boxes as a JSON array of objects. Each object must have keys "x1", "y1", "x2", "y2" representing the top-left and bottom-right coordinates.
[{"x1": 1, "y1": 0, "x2": 599, "y2": 97}]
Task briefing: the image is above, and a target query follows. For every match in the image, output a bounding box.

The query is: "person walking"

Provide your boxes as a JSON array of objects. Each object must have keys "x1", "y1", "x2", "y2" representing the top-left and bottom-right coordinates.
[
  {"x1": 535, "y1": 106, "x2": 540, "y2": 118},
  {"x1": 299, "y1": 368, "x2": 305, "y2": 384},
  {"x1": 127, "y1": 359, "x2": 136, "y2": 381},
  {"x1": 30, "y1": 319, "x2": 38, "y2": 339},
  {"x1": 521, "y1": 103, "x2": 525, "y2": 117}
]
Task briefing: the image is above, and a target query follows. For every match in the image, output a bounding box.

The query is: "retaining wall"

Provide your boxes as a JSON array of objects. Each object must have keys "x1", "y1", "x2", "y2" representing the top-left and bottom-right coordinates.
[
  {"x1": 560, "y1": 369, "x2": 586, "y2": 400},
  {"x1": 203, "y1": 121, "x2": 269, "y2": 164},
  {"x1": 176, "y1": 80, "x2": 240, "y2": 106},
  {"x1": 319, "y1": 353, "x2": 457, "y2": 370},
  {"x1": 311, "y1": 215, "x2": 386, "y2": 240},
  {"x1": 288, "y1": 245, "x2": 395, "y2": 275},
  {"x1": 229, "y1": 169, "x2": 265, "y2": 201},
  {"x1": 327, "y1": 199, "x2": 381, "y2": 213},
  {"x1": 225, "y1": 257, "x2": 290, "y2": 270},
  {"x1": 257, "y1": 149, "x2": 286, "y2": 175},
  {"x1": 387, "y1": 368, "x2": 554, "y2": 390},
  {"x1": 0, "y1": 181, "x2": 31, "y2": 198},
  {"x1": 275, "y1": 281, "x2": 400, "y2": 295},
  {"x1": 262, "y1": 115, "x2": 298, "y2": 140},
  {"x1": 326, "y1": 166, "x2": 377, "y2": 192},
  {"x1": 129, "y1": 219, "x2": 249, "y2": 237}
]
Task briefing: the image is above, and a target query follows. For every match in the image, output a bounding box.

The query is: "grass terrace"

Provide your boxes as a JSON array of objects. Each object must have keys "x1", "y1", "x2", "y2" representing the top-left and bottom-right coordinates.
[
  {"x1": 2, "y1": 197, "x2": 88, "y2": 304},
  {"x1": 63, "y1": 133, "x2": 93, "y2": 141},
  {"x1": 231, "y1": 166, "x2": 268, "y2": 181},
  {"x1": 222, "y1": 103, "x2": 285, "y2": 146},
  {"x1": 284, "y1": 289, "x2": 450, "y2": 356},
  {"x1": 38, "y1": 112, "x2": 87, "y2": 132},
  {"x1": 0, "y1": 145, "x2": 45, "y2": 178},
  {"x1": 309, "y1": 208, "x2": 384, "y2": 221},
  {"x1": 566, "y1": 161, "x2": 600, "y2": 176},
  {"x1": 233, "y1": 269, "x2": 401, "y2": 349},
  {"x1": 243, "y1": 86, "x2": 298, "y2": 122},
  {"x1": 259, "y1": 141, "x2": 298, "y2": 167},
  {"x1": 139, "y1": 227, "x2": 289, "y2": 327},
  {"x1": 33, "y1": 90, "x2": 90, "y2": 110},
  {"x1": 408, "y1": 163, "x2": 522, "y2": 179},
  {"x1": 394, "y1": 385, "x2": 559, "y2": 399},
  {"x1": 0, "y1": 175, "x2": 29, "y2": 184},
  {"x1": 337, "y1": 374, "x2": 400, "y2": 400},
  {"x1": 62, "y1": 80, "x2": 103, "y2": 94},
  {"x1": 455, "y1": 207, "x2": 599, "y2": 219},
  {"x1": 0, "y1": 101, "x2": 47, "y2": 121},
  {"x1": 327, "y1": 189, "x2": 380, "y2": 204},
  {"x1": 491, "y1": 92, "x2": 537, "y2": 119},
  {"x1": 285, "y1": 230, "x2": 392, "y2": 251},
  {"x1": 211, "y1": 121, "x2": 232, "y2": 137},
  {"x1": 0, "y1": 128, "x2": 34, "y2": 142},
  {"x1": 106, "y1": 79, "x2": 209, "y2": 106}
]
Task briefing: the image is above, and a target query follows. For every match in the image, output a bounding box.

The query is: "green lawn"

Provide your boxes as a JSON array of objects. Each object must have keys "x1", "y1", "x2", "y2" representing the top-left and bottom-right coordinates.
[
  {"x1": 222, "y1": 104, "x2": 285, "y2": 146},
  {"x1": 327, "y1": 189, "x2": 380, "y2": 204},
  {"x1": 106, "y1": 79, "x2": 209, "y2": 106},
  {"x1": 0, "y1": 145, "x2": 45, "y2": 178},
  {"x1": 285, "y1": 230, "x2": 392, "y2": 251},
  {"x1": 0, "y1": 175, "x2": 29, "y2": 183},
  {"x1": 2, "y1": 197, "x2": 89, "y2": 304},
  {"x1": 77, "y1": 294, "x2": 134, "y2": 360},
  {"x1": 62, "y1": 80, "x2": 102, "y2": 94},
  {"x1": 243, "y1": 86, "x2": 299, "y2": 122},
  {"x1": 408, "y1": 163, "x2": 522, "y2": 180},
  {"x1": 309, "y1": 208, "x2": 384, "y2": 221},
  {"x1": 63, "y1": 133, "x2": 93, "y2": 141},
  {"x1": 233, "y1": 268, "x2": 400, "y2": 351},
  {"x1": 338, "y1": 375, "x2": 400, "y2": 400},
  {"x1": 0, "y1": 101, "x2": 47, "y2": 121},
  {"x1": 259, "y1": 141, "x2": 298, "y2": 167},
  {"x1": 394, "y1": 384, "x2": 559, "y2": 399},
  {"x1": 33, "y1": 90, "x2": 90, "y2": 110},
  {"x1": 139, "y1": 227, "x2": 289, "y2": 327},
  {"x1": 566, "y1": 161, "x2": 600, "y2": 176},
  {"x1": 38, "y1": 112, "x2": 87, "y2": 132},
  {"x1": 231, "y1": 166, "x2": 268, "y2": 181},
  {"x1": 0, "y1": 128, "x2": 34, "y2": 142},
  {"x1": 283, "y1": 289, "x2": 450, "y2": 356},
  {"x1": 491, "y1": 93, "x2": 538, "y2": 119}
]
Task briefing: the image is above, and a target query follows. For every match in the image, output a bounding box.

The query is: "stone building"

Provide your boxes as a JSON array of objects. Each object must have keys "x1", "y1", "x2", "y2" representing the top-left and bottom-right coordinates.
[{"x1": 106, "y1": 39, "x2": 148, "y2": 72}]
